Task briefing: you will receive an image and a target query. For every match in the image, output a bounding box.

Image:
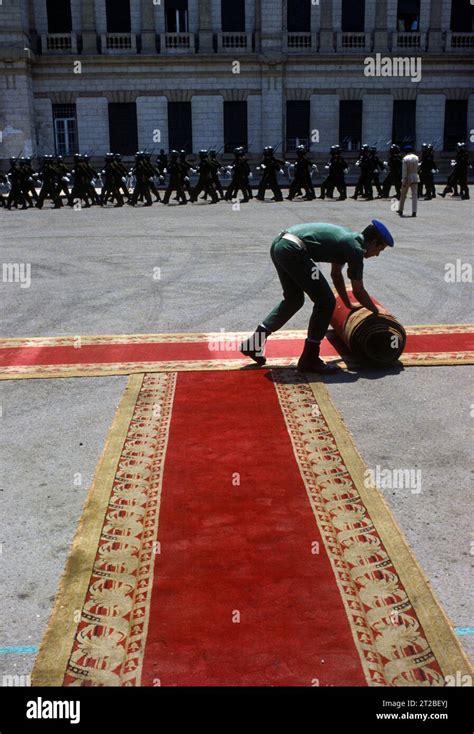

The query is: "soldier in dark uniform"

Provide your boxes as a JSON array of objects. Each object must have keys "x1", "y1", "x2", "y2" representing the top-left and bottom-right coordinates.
[
  {"x1": 157, "y1": 149, "x2": 168, "y2": 176},
  {"x1": 54, "y1": 155, "x2": 73, "y2": 206},
  {"x1": 208, "y1": 150, "x2": 225, "y2": 199},
  {"x1": 19, "y1": 157, "x2": 38, "y2": 203},
  {"x1": 320, "y1": 145, "x2": 348, "y2": 200},
  {"x1": 82, "y1": 154, "x2": 101, "y2": 205},
  {"x1": 225, "y1": 146, "x2": 252, "y2": 202},
  {"x1": 129, "y1": 151, "x2": 153, "y2": 206},
  {"x1": 6, "y1": 158, "x2": 28, "y2": 209},
  {"x1": 36, "y1": 155, "x2": 62, "y2": 209},
  {"x1": 287, "y1": 145, "x2": 316, "y2": 201},
  {"x1": 142, "y1": 153, "x2": 161, "y2": 202},
  {"x1": 439, "y1": 142, "x2": 470, "y2": 199},
  {"x1": 69, "y1": 154, "x2": 93, "y2": 207},
  {"x1": 178, "y1": 150, "x2": 193, "y2": 198},
  {"x1": 239, "y1": 220, "x2": 394, "y2": 373},
  {"x1": 101, "y1": 153, "x2": 124, "y2": 207},
  {"x1": 113, "y1": 153, "x2": 130, "y2": 202},
  {"x1": 351, "y1": 144, "x2": 373, "y2": 199},
  {"x1": 418, "y1": 143, "x2": 438, "y2": 200},
  {"x1": 369, "y1": 146, "x2": 385, "y2": 198},
  {"x1": 191, "y1": 150, "x2": 219, "y2": 203},
  {"x1": 381, "y1": 144, "x2": 402, "y2": 198},
  {"x1": 162, "y1": 149, "x2": 187, "y2": 205},
  {"x1": 256, "y1": 146, "x2": 284, "y2": 201}
]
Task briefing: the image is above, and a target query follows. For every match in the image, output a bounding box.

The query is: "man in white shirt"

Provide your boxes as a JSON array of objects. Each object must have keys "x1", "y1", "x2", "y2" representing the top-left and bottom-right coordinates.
[{"x1": 398, "y1": 145, "x2": 420, "y2": 217}]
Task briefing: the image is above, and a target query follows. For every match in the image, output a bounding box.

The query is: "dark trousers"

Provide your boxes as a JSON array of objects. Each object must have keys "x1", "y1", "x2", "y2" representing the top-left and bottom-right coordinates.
[{"x1": 263, "y1": 235, "x2": 336, "y2": 342}]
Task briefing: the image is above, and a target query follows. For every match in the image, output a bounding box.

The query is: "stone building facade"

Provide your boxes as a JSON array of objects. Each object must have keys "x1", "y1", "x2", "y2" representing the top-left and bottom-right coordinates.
[{"x1": 0, "y1": 0, "x2": 473, "y2": 164}]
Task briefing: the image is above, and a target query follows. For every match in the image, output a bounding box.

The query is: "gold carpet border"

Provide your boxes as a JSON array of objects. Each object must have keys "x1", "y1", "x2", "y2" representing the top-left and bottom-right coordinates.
[
  {"x1": 274, "y1": 372, "x2": 472, "y2": 686},
  {"x1": 32, "y1": 373, "x2": 177, "y2": 686},
  {"x1": 1, "y1": 351, "x2": 473, "y2": 381},
  {"x1": 0, "y1": 324, "x2": 472, "y2": 349}
]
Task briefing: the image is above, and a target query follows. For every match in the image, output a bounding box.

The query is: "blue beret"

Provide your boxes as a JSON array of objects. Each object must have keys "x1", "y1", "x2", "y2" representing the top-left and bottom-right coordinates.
[{"x1": 372, "y1": 219, "x2": 394, "y2": 247}]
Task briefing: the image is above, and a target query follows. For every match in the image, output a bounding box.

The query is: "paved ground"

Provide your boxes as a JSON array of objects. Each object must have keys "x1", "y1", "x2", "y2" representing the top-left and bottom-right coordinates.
[{"x1": 0, "y1": 189, "x2": 472, "y2": 682}]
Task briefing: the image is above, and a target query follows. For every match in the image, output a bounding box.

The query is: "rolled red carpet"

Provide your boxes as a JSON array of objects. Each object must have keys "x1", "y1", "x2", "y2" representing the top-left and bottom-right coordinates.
[{"x1": 331, "y1": 294, "x2": 407, "y2": 365}]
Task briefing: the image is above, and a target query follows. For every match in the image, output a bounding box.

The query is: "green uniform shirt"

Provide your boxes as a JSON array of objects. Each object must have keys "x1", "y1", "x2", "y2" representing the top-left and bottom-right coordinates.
[{"x1": 284, "y1": 222, "x2": 366, "y2": 280}]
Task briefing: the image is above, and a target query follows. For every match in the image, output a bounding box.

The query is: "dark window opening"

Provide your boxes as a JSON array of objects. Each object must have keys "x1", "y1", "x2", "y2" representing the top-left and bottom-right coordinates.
[
  {"x1": 106, "y1": 0, "x2": 131, "y2": 33},
  {"x1": 224, "y1": 101, "x2": 248, "y2": 153},
  {"x1": 52, "y1": 104, "x2": 78, "y2": 156},
  {"x1": 450, "y1": 0, "x2": 473, "y2": 32},
  {"x1": 168, "y1": 102, "x2": 193, "y2": 152},
  {"x1": 108, "y1": 103, "x2": 138, "y2": 155},
  {"x1": 287, "y1": 0, "x2": 311, "y2": 33},
  {"x1": 165, "y1": 0, "x2": 189, "y2": 33},
  {"x1": 286, "y1": 100, "x2": 310, "y2": 152},
  {"x1": 392, "y1": 100, "x2": 416, "y2": 148},
  {"x1": 397, "y1": 0, "x2": 420, "y2": 32},
  {"x1": 46, "y1": 0, "x2": 72, "y2": 34},
  {"x1": 221, "y1": 0, "x2": 245, "y2": 32},
  {"x1": 341, "y1": 0, "x2": 365, "y2": 33},
  {"x1": 339, "y1": 100, "x2": 362, "y2": 152},
  {"x1": 444, "y1": 100, "x2": 468, "y2": 151}
]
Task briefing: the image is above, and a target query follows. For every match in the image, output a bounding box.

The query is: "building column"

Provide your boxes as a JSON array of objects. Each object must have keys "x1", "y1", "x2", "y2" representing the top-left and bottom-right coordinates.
[
  {"x1": 374, "y1": 0, "x2": 389, "y2": 51},
  {"x1": 76, "y1": 96, "x2": 109, "y2": 154},
  {"x1": 137, "y1": 96, "x2": 168, "y2": 150},
  {"x1": 247, "y1": 94, "x2": 261, "y2": 154},
  {"x1": 428, "y1": 0, "x2": 444, "y2": 52},
  {"x1": 416, "y1": 94, "x2": 446, "y2": 150},
  {"x1": 198, "y1": 0, "x2": 213, "y2": 53},
  {"x1": 260, "y1": 0, "x2": 283, "y2": 53},
  {"x1": 310, "y1": 93, "x2": 339, "y2": 152},
  {"x1": 468, "y1": 95, "x2": 474, "y2": 152},
  {"x1": 34, "y1": 97, "x2": 54, "y2": 155},
  {"x1": 362, "y1": 94, "x2": 394, "y2": 149},
  {"x1": 261, "y1": 73, "x2": 283, "y2": 146},
  {"x1": 191, "y1": 95, "x2": 223, "y2": 151},
  {"x1": 81, "y1": 0, "x2": 97, "y2": 53},
  {"x1": 140, "y1": 0, "x2": 156, "y2": 53},
  {"x1": 319, "y1": 0, "x2": 335, "y2": 52}
]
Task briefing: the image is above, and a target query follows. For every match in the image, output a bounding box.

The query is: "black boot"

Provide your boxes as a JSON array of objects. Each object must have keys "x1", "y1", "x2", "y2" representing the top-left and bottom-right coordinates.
[
  {"x1": 239, "y1": 325, "x2": 270, "y2": 366},
  {"x1": 297, "y1": 339, "x2": 339, "y2": 374}
]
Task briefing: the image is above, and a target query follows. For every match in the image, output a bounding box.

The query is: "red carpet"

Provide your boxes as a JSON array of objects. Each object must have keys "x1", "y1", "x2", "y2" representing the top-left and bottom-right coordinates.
[
  {"x1": 140, "y1": 370, "x2": 366, "y2": 686},
  {"x1": 32, "y1": 369, "x2": 470, "y2": 687},
  {"x1": 1, "y1": 326, "x2": 473, "y2": 379}
]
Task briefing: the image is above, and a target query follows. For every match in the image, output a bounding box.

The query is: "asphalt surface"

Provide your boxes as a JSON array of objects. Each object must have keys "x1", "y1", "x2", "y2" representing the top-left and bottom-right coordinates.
[{"x1": 0, "y1": 188, "x2": 472, "y2": 683}]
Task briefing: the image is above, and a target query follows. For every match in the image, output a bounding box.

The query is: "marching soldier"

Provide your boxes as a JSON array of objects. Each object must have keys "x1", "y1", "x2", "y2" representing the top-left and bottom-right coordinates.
[
  {"x1": 440, "y1": 142, "x2": 470, "y2": 200},
  {"x1": 369, "y1": 146, "x2": 385, "y2": 198},
  {"x1": 256, "y1": 146, "x2": 284, "y2": 201},
  {"x1": 36, "y1": 155, "x2": 62, "y2": 209},
  {"x1": 129, "y1": 151, "x2": 153, "y2": 206},
  {"x1": 162, "y1": 149, "x2": 187, "y2": 205},
  {"x1": 191, "y1": 150, "x2": 219, "y2": 204},
  {"x1": 209, "y1": 150, "x2": 225, "y2": 199},
  {"x1": 19, "y1": 157, "x2": 39, "y2": 203},
  {"x1": 351, "y1": 145, "x2": 373, "y2": 200},
  {"x1": 143, "y1": 152, "x2": 162, "y2": 202},
  {"x1": 320, "y1": 145, "x2": 348, "y2": 201},
  {"x1": 113, "y1": 153, "x2": 131, "y2": 202},
  {"x1": 178, "y1": 150, "x2": 193, "y2": 198},
  {"x1": 101, "y1": 153, "x2": 124, "y2": 207},
  {"x1": 225, "y1": 146, "x2": 252, "y2": 202},
  {"x1": 54, "y1": 155, "x2": 73, "y2": 206},
  {"x1": 287, "y1": 145, "x2": 316, "y2": 201},
  {"x1": 381, "y1": 145, "x2": 402, "y2": 199},
  {"x1": 418, "y1": 144, "x2": 438, "y2": 200},
  {"x1": 157, "y1": 149, "x2": 168, "y2": 177},
  {"x1": 6, "y1": 158, "x2": 28, "y2": 209},
  {"x1": 70, "y1": 154, "x2": 94, "y2": 207}
]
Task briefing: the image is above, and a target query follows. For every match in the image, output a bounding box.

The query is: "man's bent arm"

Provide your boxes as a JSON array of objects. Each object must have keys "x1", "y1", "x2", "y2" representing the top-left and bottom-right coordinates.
[
  {"x1": 331, "y1": 264, "x2": 353, "y2": 308},
  {"x1": 351, "y1": 279, "x2": 380, "y2": 314}
]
